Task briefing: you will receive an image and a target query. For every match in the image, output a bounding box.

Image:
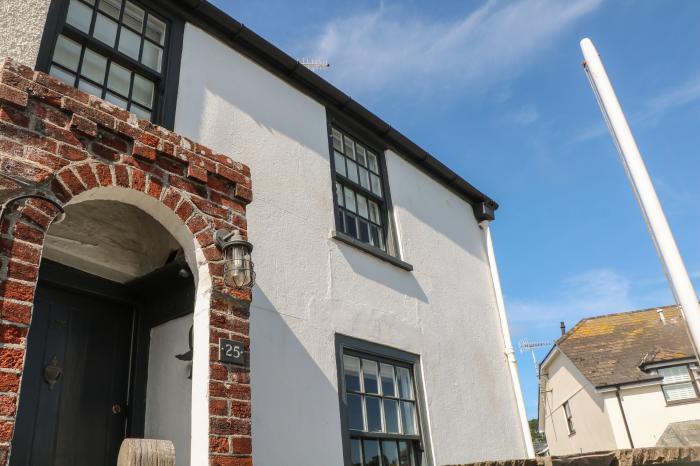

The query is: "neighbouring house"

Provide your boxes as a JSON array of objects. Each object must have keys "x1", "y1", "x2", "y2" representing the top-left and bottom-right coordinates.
[
  {"x1": 538, "y1": 305, "x2": 700, "y2": 456},
  {"x1": 0, "y1": 1, "x2": 534, "y2": 465}
]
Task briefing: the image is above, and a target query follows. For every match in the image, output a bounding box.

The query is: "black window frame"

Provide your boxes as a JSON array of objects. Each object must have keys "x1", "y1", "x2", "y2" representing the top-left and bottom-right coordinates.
[
  {"x1": 326, "y1": 113, "x2": 411, "y2": 268},
  {"x1": 563, "y1": 400, "x2": 575, "y2": 435},
  {"x1": 36, "y1": 0, "x2": 184, "y2": 129},
  {"x1": 335, "y1": 334, "x2": 433, "y2": 466}
]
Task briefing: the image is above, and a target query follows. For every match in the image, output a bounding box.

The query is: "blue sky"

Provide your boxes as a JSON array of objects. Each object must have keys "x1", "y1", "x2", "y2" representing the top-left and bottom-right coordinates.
[{"x1": 210, "y1": 0, "x2": 700, "y2": 419}]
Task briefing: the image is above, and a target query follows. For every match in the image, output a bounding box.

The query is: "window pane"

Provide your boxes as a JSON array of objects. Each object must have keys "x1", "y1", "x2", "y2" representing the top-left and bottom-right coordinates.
[
  {"x1": 50, "y1": 66, "x2": 76, "y2": 86},
  {"x1": 368, "y1": 201, "x2": 381, "y2": 225},
  {"x1": 363, "y1": 440, "x2": 381, "y2": 466},
  {"x1": 382, "y1": 441, "x2": 399, "y2": 466},
  {"x1": 53, "y1": 35, "x2": 82, "y2": 71},
  {"x1": 130, "y1": 103, "x2": 151, "y2": 120},
  {"x1": 368, "y1": 151, "x2": 379, "y2": 173},
  {"x1": 98, "y1": 0, "x2": 122, "y2": 19},
  {"x1": 334, "y1": 151, "x2": 346, "y2": 177},
  {"x1": 80, "y1": 48, "x2": 107, "y2": 84},
  {"x1": 107, "y1": 62, "x2": 131, "y2": 95},
  {"x1": 66, "y1": 0, "x2": 93, "y2": 33},
  {"x1": 118, "y1": 27, "x2": 141, "y2": 60},
  {"x1": 356, "y1": 194, "x2": 369, "y2": 219},
  {"x1": 336, "y1": 182, "x2": 344, "y2": 207},
  {"x1": 396, "y1": 367, "x2": 413, "y2": 399},
  {"x1": 659, "y1": 366, "x2": 691, "y2": 384},
  {"x1": 400, "y1": 401, "x2": 416, "y2": 435},
  {"x1": 347, "y1": 160, "x2": 359, "y2": 184},
  {"x1": 77, "y1": 79, "x2": 102, "y2": 97},
  {"x1": 132, "y1": 74, "x2": 154, "y2": 108},
  {"x1": 344, "y1": 187, "x2": 356, "y2": 213},
  {"x1": 347, "y1": 394, "x2": 364, "y2": 431},
  {"x1": 344, "y1": 355, "x2": 361, "y2": 391},
  {"x1": 664, "y1": 382, "x2": 696, "y2": 402},
  {"x1": 366, "y1": 396, "x2": 382, "y2": 432},
  {"x1": 370, "y1": 174, "x2": 383, "y2": 197},
  {"x1": 332, "y1": 128, "x2": 343, "y2": 151},
  {"x1": 350, "y1": 439, "x2": 363, "y2": 466},
  {"x1": 123, "y1": 1, "x2": 145, "y2": 32},
  {"x1": 370, "y1": 225, "x2": 381, "y2": 249},
  {"x1": 344, "y1": 135, "x2": 355, "y2": 160},
  {"x1": 398, "y1": 441, "x2": 413, "y2": 466},
  {"x1": 105, "y1": 91, "x2": 128, "y2": 108},
  {"x1": 359, "y1": 167, "x2": 371, "y2": 190},
  {"x1": 145, "y1": 15, "x2": 167, "y2": 45},
  {"x1": 380, "y1": 364, "x2": 396, "y2": 396},
  {"x1": 358, "y1": 220, "x2": 370, "y2": 243},
  {"x1": 384, "y1": 399, "x2": 400, "y2": 433},
  {"x1": 363, "y1": 359, "x2": 379, "y2": 394},
  {"x1": 141, "y1": 41, "x2": 163, "y2": 72},
  {"x1": 356, "y1": 145, "x2": 367, "y2": 167},
  {"x1": 345, "y1": 212, "x2": 357, "y2": 238},
  {"x1": 94, "y1": 13, "x2": 118, "y2": 47}
]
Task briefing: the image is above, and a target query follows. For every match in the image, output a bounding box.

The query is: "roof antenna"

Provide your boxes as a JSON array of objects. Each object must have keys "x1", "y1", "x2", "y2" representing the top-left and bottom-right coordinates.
[
  {"x1": 299, "y1": 58, "x2": 330, "y2": 72},
  {"x1": 519, "y1": 339, "x2": 554, "y2": 376},
  {"x1": 560, "y1": 321, "x2": 566, "y2": 336}
]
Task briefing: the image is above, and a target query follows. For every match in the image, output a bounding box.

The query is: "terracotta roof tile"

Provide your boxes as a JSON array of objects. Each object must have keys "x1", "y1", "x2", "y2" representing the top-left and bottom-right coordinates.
[{"x1": 555, "y1": 305, "x2": 695, "y2": 387}]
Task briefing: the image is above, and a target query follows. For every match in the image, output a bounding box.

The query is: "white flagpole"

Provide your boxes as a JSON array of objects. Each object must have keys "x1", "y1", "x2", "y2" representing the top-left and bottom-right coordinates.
[{"x1": 580, "y1": 38, "x2": 700, "y2": 358}]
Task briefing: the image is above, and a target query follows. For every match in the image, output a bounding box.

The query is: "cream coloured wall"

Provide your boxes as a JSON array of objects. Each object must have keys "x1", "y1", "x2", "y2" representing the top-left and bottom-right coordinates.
[
  {"x1": 174, "y1": 22, "x2": 529, "y2": 466},
  {"x1": 618, "y1": 376, "x2": 700, "y2": 447},
  {"x1": 541, "y1": 351, "x2": 617, "y2": 455}
]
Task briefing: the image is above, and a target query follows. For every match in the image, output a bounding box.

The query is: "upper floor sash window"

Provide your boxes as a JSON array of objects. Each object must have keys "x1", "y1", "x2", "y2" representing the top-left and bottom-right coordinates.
[{"x1": 39, "y1": 0, "x2": 183, "y2": 127}]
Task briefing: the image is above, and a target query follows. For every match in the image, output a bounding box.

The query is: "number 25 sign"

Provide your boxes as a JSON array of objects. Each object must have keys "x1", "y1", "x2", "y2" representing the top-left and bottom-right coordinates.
[{"x1": 219, "y1": 338, "x2": 245, "y2": 365}]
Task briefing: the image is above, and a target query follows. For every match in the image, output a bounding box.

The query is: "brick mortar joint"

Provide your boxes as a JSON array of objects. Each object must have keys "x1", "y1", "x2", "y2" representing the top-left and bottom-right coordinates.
[{"x1": 0, "y1": 57, "x2": 252, "y2": 203}]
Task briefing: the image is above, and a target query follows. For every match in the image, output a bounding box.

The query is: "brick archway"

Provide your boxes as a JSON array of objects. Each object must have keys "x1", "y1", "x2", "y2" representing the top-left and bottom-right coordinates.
[{"x1": 0, "y1": 58, "x2": 253, "y2": 465}]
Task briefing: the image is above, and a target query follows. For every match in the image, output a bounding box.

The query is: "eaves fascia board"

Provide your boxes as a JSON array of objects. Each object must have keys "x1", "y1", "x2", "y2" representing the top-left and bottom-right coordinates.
[
  {"x1": 595, "y1": 376, "x2": 664, "y2": 392},
  {"x1": 170, "y1": 0, "x2": 499, "y2": 214}
]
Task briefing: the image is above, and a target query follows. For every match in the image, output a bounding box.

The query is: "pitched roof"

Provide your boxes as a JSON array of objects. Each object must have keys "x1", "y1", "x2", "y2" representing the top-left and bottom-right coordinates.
[{"x1": 553, "y1": 305, "x2": 695, "y2": 387}]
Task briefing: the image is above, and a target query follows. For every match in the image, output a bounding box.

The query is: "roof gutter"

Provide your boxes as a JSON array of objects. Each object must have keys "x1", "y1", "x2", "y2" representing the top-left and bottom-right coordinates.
[{"x1": 169, "y1": 0, "x2": 499, "y2": 218}]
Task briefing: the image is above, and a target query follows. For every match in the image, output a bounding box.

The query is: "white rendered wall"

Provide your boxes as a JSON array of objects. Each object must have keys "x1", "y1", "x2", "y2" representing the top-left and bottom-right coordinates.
[
  {"x1": 618, "y1": 378, "x2": 700, "y2": 447},
  {"x1": 175, "y1": 24, "x2": 527, "y2": 465},
  {"x1": 0, "y1": 0, "x2": 50, "y2": 67},
  {"x1": 145, "y1": 314, "x2": 194, "y2": 466},
  {"x1": 541, "y1": 352, "x2": 617, "y2": 455}
]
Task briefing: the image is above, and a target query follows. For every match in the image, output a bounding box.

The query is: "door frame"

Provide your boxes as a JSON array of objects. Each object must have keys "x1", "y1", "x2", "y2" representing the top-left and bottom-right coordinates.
[{"x1": 19, "y1": 259, "x2": 193, "y2": 441}]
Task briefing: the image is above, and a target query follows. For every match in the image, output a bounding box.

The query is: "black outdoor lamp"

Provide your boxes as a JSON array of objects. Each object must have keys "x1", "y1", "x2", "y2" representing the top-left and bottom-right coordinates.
[{"x1": 215, "y1": 229, "x2": 255, "y2": 288}]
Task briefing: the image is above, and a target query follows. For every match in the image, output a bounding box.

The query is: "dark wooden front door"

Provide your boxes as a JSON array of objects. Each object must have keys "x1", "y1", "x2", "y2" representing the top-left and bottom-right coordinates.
[{"x1": 11, "y1": 281, "x2": 134, "y2": 466}]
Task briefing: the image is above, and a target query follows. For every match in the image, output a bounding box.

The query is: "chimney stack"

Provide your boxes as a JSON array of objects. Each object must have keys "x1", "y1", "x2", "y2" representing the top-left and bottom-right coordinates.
[
  {"x1": 657, "y1": 308, "x2": 666, "y2": 324},
  {"x1": 560, "y1": 321, "x2": 566, "y2": 336}
]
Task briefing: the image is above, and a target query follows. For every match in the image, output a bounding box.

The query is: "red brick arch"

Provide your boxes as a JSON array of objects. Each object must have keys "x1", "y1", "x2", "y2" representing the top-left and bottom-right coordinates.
[{"x1": 0, "y1": 57, "x2": 253, "y2": 465}]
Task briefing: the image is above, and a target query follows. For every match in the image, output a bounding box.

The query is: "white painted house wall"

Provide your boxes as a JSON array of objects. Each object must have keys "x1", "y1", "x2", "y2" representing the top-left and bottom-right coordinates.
[
  {"x1": 0, "y1": 7, "x2": 530, "y2": 464},
  {"x1": 543, "y1": 349, "x2": 700, "y2": 454},
  {"x1": 540, "y1": 352, "x2": 617, "y2": 455},
  {"x1": 174, "y1": 23, "x2": 528, "y2": 466},
  {"x1": 0, "y1": 0, "x2": 50, "y2": 67}
]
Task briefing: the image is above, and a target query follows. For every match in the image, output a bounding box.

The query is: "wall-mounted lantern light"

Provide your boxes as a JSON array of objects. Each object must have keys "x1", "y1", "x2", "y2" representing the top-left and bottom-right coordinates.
[{"x1": 215, "y1": 229, "x2": 255, "y2": 288}]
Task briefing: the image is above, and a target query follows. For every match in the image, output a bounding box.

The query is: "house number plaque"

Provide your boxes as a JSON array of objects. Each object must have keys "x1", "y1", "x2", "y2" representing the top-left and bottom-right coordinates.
[{"x1": 219, "y1": 338, "x2": 245, "y2": 365}]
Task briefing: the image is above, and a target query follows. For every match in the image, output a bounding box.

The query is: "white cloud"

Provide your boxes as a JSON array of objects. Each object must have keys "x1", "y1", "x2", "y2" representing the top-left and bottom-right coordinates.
[
  {"x1": 575, "y1": 73, "x2": 700, "y2": 142},
  {"x1": 504, "y1": 104, "x2": 541, "y2": 126},
  {"x1": 301, "y1": 0, "x2": 602, "y2": 99},
  {"x1": 507, "y1": 268, "x2": 632, "y2": 330}
]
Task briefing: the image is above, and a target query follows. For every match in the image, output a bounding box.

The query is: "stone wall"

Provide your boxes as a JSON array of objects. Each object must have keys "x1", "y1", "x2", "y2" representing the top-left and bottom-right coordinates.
[{"x1": 445, "y1": 447, "x2": 700, "y2": 466}]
